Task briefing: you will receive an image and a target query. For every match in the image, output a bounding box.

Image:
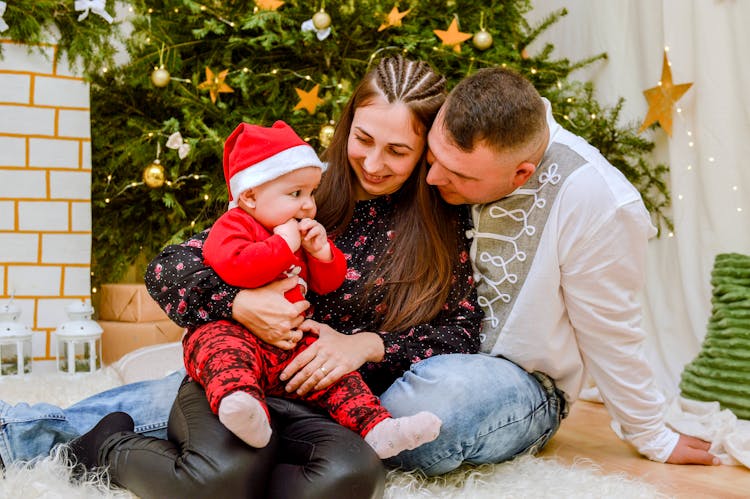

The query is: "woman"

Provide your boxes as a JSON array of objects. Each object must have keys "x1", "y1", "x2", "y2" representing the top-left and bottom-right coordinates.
[{"x1": 0, "y1": 55, "x2": 482, "y2": 498}]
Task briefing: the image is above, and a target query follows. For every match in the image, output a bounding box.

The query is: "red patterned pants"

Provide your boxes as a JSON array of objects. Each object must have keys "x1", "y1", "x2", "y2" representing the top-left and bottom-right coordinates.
[{"x1": 183, "y1": 320, "x2": 390, "y2": 437}]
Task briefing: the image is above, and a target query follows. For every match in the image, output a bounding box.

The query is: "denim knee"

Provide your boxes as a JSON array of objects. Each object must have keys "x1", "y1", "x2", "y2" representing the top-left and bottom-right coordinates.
[{"x1": 379, "y1": 354, "x2": 562, "y2": 475}]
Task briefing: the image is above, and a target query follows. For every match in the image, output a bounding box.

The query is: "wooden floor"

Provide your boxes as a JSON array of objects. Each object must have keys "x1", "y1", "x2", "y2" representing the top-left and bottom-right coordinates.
[{"x1": 539, "y1": 400, "x2": 750, "y2": 498}]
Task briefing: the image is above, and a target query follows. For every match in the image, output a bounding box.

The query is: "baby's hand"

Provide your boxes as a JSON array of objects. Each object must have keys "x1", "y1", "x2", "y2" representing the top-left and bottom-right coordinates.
[
  {"x1": 299, "y1": 218, "x2": 332, "y2": 261},
  {"x1": 274, "y1": 219, "x2": 302, "y2": 252}
]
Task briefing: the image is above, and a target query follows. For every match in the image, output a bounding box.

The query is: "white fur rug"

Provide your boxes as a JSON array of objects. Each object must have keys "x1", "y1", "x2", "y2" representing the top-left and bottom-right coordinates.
[{"x1": 1, "y1": 367, "x2": 669, "y2": 498}]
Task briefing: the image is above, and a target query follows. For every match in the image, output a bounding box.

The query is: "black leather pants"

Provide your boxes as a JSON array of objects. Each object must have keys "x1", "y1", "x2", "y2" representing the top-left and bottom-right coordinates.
[{"x1": 100, "y1": 378, "x2": 385, "y2": 499}]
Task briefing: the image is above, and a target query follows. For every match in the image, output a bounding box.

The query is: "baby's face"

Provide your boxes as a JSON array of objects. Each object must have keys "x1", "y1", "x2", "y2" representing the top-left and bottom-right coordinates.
[{"x1": 242, "y1": 166, "x2": 321, "y2": 229}]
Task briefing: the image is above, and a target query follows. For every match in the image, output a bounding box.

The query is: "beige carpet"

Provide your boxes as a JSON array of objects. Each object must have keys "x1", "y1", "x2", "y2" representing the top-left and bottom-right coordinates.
[{"x1": 1, "y1": 366, "x2": 669, "y2": 498}]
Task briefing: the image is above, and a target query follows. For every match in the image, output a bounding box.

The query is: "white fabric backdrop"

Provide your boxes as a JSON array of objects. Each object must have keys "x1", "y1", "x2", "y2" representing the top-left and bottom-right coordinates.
[{"x1": 526, "y1": 0, "x2": 750, "y2": 395}]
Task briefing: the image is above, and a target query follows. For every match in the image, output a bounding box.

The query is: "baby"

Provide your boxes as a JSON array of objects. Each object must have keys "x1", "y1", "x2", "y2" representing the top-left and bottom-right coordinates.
[{"x1": 184, "y1": 121, "x2": 441, "y2": 458}]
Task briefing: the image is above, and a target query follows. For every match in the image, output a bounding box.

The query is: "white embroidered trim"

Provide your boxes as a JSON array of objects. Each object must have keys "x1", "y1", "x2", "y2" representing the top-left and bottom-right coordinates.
[{"x1": 473, "y1": 163, "x2": 561, "y2": 338}]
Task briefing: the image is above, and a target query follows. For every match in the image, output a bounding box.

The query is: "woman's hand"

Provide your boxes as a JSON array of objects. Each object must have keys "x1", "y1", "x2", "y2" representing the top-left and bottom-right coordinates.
[
  {"x1": 231, "y1": 277, "x2": 309, "y2": 350},
  {"x1": 666, "y1": 434, "x2": 720, "y2": 465},
  {"x1": 280, "y1": 319, "x2": 384, "y2": 394}
]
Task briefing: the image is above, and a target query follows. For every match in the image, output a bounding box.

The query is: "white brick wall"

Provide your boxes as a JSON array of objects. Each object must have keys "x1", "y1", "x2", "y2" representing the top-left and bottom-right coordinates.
[
  {"x1": 34, "y1": 77, "x2": 91, "y2": 108},
  {"x1": 81, "y1": 140, "x2": 92, "y2": 170},
  {"x1": 59, "y1": 110, "x2": 92, "y2": 138},
  {"x1": 71, "y1": 201, "x2": 92, "y2": 231},
  {"x1": 50, "y1": 171, "x2": 91, "y2": 199},
  {"x1": 1, "y1": 39, "x2": 92, "y2": 362},
  {"x1": 63, "y1": 267, "x2": 92, "y2": 296},
  {"x1": 0, "y1": 137, "x2": 26, "y2": 166},
  {"x1": 36, "y1": 298, "x2": 74, "y2": 329},
  {"x1": 0, "y1": 233, "x2": 38, "y2": 262},
  {"x1": 7, "y1": 266, "x2": 62, "y2": 295},
  {"x1": 0, "y1": 106, "x2": 56, "y2": 135},
  {"x1": 0, "y1": 74, "x2": 31, "y2": 104},
  {"x1": 0, "y1": 43, "x2": 55, "y2": 73},
  {"x1": 0, "y1": 201, "x2": 13, "y2": 229},
  {"x1": 0, "y1": 170, "x2": 47, "y2": 198},
  {"x1": 19, "y1": 201, "x2": 69, "y2": 231},
  {"x1": 42, "y1": 234, "x2": 91, "y2": 263},
  {"x1": 29, "y1": 138, "x2": 80, "y2": 168}
]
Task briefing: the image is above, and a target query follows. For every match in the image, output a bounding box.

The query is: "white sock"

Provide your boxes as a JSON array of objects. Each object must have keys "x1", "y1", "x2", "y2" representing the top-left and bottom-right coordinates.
[
  {"x1": 364, "y1": 411, "x2": 442, "y2": 459},
  {"x1": 218, "y1": 391, "x2": 272, "y2": 448}
]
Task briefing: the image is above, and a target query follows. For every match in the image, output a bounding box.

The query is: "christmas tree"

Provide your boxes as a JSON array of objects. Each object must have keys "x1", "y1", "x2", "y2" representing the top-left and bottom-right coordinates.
[
  {"x1": 5, "y1": 1, "x2": 671, "y2": 287},
  {"x1": 680, "y1": 253, "x2": 750, "y2": 419}
]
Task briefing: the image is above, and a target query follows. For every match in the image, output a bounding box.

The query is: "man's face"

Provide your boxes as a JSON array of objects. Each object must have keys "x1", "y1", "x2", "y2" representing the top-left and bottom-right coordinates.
[{"x1": 425, "y1": 110, "x2": 530, "y2": 205}]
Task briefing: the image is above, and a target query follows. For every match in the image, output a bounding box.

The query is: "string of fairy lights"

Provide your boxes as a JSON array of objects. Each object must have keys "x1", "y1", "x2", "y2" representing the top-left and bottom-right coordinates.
[
  {"x1": 651, "y1": 46, "x2": 744, "y2": 237},
  {"x1": 98, "y1": 1, "x2": 578, "y2": 229},
  {"x1": 98, "y1": 3, "x2": 740, "y2": 245}
]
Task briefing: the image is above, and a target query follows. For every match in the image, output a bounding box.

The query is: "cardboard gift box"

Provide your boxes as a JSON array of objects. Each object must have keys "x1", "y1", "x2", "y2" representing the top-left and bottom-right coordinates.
[
  {"x1": 99, "y1": 283, "x2": 167, "y2": 322},
  {"x1": 99, "y1": 319, "x2": 185, "y2": 364}
]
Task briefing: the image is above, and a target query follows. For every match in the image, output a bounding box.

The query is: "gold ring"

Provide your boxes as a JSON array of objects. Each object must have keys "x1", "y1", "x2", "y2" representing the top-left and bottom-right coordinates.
[{"x1": 320, "y1": 366, "x2": 327, "y2": 375}]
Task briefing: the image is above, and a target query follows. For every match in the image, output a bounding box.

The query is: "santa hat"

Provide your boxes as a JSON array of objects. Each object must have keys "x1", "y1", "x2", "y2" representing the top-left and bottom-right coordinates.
[{"x1": 223, "y1": 121, "x2": 325, "y2": 208}]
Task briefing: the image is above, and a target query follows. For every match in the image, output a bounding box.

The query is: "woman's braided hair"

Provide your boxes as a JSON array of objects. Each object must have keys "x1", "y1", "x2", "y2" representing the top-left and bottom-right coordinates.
[
  {"x1": 316, "y1": 55, "x2": 463, "y2": 332},
  {"x1": 376, "y1": 55, "x2": 446, "y2": 109}
]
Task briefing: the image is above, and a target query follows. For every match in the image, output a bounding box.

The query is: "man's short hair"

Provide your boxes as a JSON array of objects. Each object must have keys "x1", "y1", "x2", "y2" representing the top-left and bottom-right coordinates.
[{"x1": 442, "y1": 68, "x2": 546, "y2": 153}]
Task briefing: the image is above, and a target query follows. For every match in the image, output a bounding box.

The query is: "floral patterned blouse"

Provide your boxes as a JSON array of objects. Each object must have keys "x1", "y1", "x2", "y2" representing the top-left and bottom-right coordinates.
[{"x1": 146, "y1": 195, "x2": 482, "y2": 394}]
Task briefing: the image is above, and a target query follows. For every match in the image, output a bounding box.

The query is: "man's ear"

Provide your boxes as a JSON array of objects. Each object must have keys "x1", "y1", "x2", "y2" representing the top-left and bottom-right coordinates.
[
  {"x1": 238, "y1": 189, "x2": 256, "y2": 209},
  {"x1": 513, "y1": 162, "x2": 536, "y2": 188}
]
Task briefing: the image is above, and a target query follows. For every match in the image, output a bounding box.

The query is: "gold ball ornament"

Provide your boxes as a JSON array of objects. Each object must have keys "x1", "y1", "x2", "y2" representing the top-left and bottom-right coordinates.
[
  {"x1": 318, "y1": 124, "x2": 335, "y2": 148},
  {"x1": 143, "y1": 161, "x2": 166, "y2": 188},
  {"x1": 312, "y1": 10, "x2": 331, "y2": 30},
  {"x1": 472, "y1": 30, "x2": 493, "y2": 51},
  {"x1": 150, "y1": 67, "x2": 171, "y2": 88}
]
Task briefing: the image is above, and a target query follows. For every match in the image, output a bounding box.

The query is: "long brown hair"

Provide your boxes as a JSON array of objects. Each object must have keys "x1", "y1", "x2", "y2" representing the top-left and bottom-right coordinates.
[{"x1": 316, "y1": 55, "x2": 460, "y2": 332}]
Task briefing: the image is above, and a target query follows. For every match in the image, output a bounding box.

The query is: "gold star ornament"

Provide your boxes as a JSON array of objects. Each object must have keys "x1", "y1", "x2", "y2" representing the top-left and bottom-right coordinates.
[
  {"x1": 197, "y1": 67, "x2": 234, "y2": 104},
  {"x1": 378, "y1": 6, "x2": 411, "y2": 32},
  {"x1": 434, "y1": 18, "x2": 472, "y2": 53},
  {"x1": 294, "y1": 84, "x2": 325, "y2": 114},
  {"x1": 639, "y1": 50, "x2": 693, "y2": 136},
  {"x1": 255, "y1": 0, "x2": 284, "y2": 10}
]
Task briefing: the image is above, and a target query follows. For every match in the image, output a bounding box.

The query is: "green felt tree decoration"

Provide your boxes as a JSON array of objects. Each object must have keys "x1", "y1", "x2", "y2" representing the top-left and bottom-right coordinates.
[{"x1": 680, "y1": 253, "x2": 750, "y2": 420}]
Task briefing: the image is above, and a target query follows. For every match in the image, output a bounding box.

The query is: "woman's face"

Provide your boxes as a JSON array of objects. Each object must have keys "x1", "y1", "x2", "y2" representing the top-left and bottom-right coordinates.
[{"x1": 347, "y1": 97, "x2": 426, "y2": 200}]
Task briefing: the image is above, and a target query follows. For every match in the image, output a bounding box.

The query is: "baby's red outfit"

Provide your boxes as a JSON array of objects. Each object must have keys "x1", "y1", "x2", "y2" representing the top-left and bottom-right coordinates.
[{"x1": 183, "y1": 207, "x2": 390, "y2": 437}]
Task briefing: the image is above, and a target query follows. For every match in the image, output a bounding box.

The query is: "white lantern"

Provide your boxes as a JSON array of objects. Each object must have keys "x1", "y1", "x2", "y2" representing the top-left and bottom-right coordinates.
[
  {"x1": 0, "y1": 298, "x2": 33, "y2": 377},
  {"x1": 55, "y1": 300, "x2": 103, "y2": 374}
]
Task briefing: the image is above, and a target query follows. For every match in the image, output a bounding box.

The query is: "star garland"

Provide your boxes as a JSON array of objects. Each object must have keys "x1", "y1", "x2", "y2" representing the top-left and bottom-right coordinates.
[
  {"x1": 197, "y1": 67, "x2": 234, "y2": 104},
  {"x1": 639, "y1": 50, "x2": 693, "y2": 137},
  {"x1": 378, "y1": 6, "x2": 410, "y2": 32},
  {"x1": 255, "y1": 0, "x2": 284, "y2": 11},
  {"x1": 433, "y1": 18, "x2": 472, "y2": 53},
  {"x1": 294, "y1": 84, "x2": 325, "y2": 114}
]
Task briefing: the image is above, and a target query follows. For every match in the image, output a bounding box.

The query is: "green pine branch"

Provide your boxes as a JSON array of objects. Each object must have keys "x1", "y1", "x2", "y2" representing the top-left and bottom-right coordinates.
[
  {"x1": 1, "y1": 0, "x2": 672, "y2": 285},
  {"x1": 1, "y1": 0, "x2": 120, "y2": 76}
]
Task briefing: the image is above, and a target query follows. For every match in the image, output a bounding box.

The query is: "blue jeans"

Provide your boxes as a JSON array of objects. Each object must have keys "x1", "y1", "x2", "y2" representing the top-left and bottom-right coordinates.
[
  {"x1": 1, "y1": 355, "x2": 563, "y2": 476},
  {"x1": 0, "y1": 369, "x2": 184, "y2": 465},
  {"x1": 380, "y1": 354, "x2": 564, "y2": 476}
]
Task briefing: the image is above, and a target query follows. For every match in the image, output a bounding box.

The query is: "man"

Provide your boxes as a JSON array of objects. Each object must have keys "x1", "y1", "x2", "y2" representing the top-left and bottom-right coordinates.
[{"x1": 378, "y1": 67, "x2": 718, "y2": 474}]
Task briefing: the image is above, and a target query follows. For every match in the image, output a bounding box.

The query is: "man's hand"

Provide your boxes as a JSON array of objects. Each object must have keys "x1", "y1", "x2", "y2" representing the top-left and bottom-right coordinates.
[
  {"x1": 231, "y1": 277, "x2": 308, "y2": 349},
  {"x1": 666, "y1": 434, "x2": 720, "y2": 465}
]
